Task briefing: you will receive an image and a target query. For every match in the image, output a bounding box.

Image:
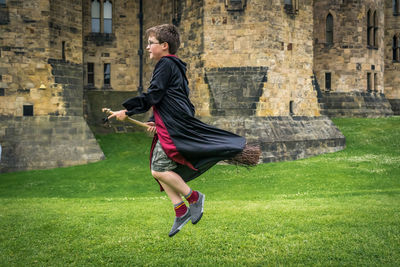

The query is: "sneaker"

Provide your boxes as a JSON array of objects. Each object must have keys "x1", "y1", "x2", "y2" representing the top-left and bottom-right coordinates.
[
  {"x1": 190, "y1": 192, "x2": 205, "y2": 224},
  {"x1": 168, "y1": 209, "x2": 191, "y2": 237}
]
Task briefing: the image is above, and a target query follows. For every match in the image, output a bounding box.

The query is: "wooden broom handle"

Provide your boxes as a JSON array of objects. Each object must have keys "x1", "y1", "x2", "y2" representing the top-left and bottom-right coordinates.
[{"x1": 102, "y1": 108, "x2": 150, "y2": 129}]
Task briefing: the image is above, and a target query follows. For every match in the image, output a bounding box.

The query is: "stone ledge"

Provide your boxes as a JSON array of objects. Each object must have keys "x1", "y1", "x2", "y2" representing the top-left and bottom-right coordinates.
[
  {"x1": 0, "y1": 116, "x2": 105, "y2": 173},
  {"x1": 199, "y1": 116, "x2": 345, "y2": 163},
  {"x1": 318, "y1": 91, "x2": 394, "y2": 117}
]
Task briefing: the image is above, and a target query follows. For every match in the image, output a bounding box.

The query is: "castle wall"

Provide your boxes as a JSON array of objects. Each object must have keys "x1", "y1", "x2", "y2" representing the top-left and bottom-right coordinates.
[
  {"x1": 314, "y1": 0, "x2": 385, "y2": 94},
  {"x1": 313, "y1": 0, "x2": 393, "y2": 117},
  {"x1": 0, "y1": 0, "x2": 104, "y2": 173},
  {"x1": 384, "y1": 0, "x2": 400, "y2": 114},
  {"x1": 82, "y1": 0, "x2": 140, "y2": 92},
  {"x1": 200, "y1": 0, "x2": 319, "y2": 117}
]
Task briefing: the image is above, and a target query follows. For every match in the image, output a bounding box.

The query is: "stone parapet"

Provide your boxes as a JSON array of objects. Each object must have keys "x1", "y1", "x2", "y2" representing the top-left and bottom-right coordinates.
[
  {"x1": 318, "y1": 91, "x2": 394, "y2": 117},
  {"x1": 200, "y1": 116, "x2": 345, "y2": 163},
  {"x1": 0, "y1": 116, "x2": 105, "y2": 173}
]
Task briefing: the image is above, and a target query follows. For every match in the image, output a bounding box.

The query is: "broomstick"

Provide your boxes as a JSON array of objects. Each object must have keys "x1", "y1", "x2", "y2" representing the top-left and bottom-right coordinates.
[{"x1": 102, "y1": 108, "x2": 261, "y2": 166}]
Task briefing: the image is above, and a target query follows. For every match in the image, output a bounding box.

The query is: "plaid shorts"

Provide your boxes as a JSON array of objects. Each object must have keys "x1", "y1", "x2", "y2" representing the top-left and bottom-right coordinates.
[{"x1": 151, "y1": 140, "x2": 177, "y2": 172}]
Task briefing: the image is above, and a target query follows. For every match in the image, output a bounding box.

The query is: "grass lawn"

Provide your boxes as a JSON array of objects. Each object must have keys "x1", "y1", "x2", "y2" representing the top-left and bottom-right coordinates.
[{"x1": 0, "y1": 117, "x2": 399, "y2": 266}]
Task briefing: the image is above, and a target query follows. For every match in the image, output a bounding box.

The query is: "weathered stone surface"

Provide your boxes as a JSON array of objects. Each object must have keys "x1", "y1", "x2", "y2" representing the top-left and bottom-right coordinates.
[
  {"x1": 201, "y1": 116, "x2": 345, "y2": 163},
  {"x1": 318, "y1": 92, "x2": 394, "y2": 117},
  {"x1": 0, "y1": 116, "x2": 105, "y2": 173}
]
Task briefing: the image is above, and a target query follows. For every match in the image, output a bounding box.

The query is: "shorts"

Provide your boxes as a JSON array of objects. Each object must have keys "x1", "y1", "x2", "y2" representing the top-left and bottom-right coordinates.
[{"x1": 151, "y1": 140, "x2": 177, "y2": 172}]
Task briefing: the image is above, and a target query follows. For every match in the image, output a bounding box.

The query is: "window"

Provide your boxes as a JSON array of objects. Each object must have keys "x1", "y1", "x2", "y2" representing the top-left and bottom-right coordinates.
[
  {"x1": 91, "y1": 0, "x2": 101, "y2": 33},
  {"x1": 325, "y1": 72, "x2": 331, "y2": 91},
  {"x1": 394, "y1": 0, "x2": 400, "y2": 15},
  {"x1": 367, "y1": 9, "x2": 378, "y2": 48},
  {"x1": 0, "y1": 88, "x2": 4, "y2": 96},
  {"x1": 367, "y1": 10, "x2": 372, "y2": 46},
  {"x1": 394, "y1": 35, "x2": 400, "y2": 62},
  {"x1": 289, "y1": 101, "x2": 294, "y2": 116},
  {"x1": 104, "y1": 63, "x2": 110, "y2": 86},
  {"x1": 87, "y1": 63, "x2": 94, "y2": 85},
  {"x1": 0, "y1": 0, "x2": 6, "y2": 5},
  {"x1": 23, "y1": 105, "x2": 33, "y2": 116},
  {"x1": 91, "y1": 0, "x2": 112, "y2": 34},
  {"x1": 284, "y1": 0, "x2": 299, "y2": 15},
  {"x1": 326, "y1": 14, "x2": 333, "y2": 45},
  {"x1": 367, "y1": 72, "x2": 371, "y2": 92},
  {"x1": 104, "y1": 0, "x2": 112, "y2": 33},
  {"x1": 373, "y1": 11, "x2": 378, "y2": 47},
  {"x1": 374, "y1": 73, "x2": 377, "y2": 92},
  {"x1": 62, "y1": 41, "x2": 66, "y2": 61}
]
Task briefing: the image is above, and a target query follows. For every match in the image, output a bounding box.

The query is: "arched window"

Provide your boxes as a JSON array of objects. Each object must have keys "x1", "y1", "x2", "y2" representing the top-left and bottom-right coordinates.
[
  {"x1": 103, "y1": 0, "x2": 112, "y2": 34},
  {"x1": 373, "y1": 11, "x2": 378, "y2": 47},
  {"x1": 91, "y1": 0, "x2": 100, "y2": 33},
  {"x1": 367, "y1": 9, "x2": 373, "y2": 46},
  {"x1": 326, "y1": 14, "x2": 333, "y2": 44}
]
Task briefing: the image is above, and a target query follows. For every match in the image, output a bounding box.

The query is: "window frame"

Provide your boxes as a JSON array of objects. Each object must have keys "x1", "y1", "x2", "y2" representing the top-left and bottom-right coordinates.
[
  {"x1": 326, "y1": 13, "x2": 334, "y2": 45},
  {"x1": 87, "y1": 63, "x2": 95, "y2": 86},
  {"x1": 103, "y1": 63, "x2": 111, "y2": 87}
]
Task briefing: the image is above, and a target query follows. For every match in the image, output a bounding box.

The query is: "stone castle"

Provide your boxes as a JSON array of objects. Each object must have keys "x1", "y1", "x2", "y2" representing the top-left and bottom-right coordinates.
[{"x1": 0, "y1": 0, "x2": 398, "y2": 172}]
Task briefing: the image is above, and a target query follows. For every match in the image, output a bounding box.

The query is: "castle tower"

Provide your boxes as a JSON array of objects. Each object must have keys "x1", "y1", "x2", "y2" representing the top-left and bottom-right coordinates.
[
  {"x1": 0, "y1": 0, "x2": 104, "y2": 172},
  {"x1": 384, "y1": 0, "x2": 400, "y2": 114},
  {"x1": 313, "y1": 0, "x2": 393, "y2": 117}
]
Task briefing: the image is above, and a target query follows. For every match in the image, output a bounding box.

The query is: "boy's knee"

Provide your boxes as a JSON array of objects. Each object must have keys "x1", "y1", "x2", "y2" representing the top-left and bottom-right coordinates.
[{"x1": 152, "y1": 170, "x2": 163, "y2": 180}]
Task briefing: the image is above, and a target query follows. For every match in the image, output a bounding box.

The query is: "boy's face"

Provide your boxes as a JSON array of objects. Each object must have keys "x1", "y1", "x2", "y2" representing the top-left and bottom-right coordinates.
[{"x1": 147, "y1": 35, "x2": 169, "y2": 61}]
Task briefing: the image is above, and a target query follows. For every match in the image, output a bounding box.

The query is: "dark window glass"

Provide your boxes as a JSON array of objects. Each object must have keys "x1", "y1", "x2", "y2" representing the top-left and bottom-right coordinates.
[
  {"x1": 289, "y1": 101, "x2": 294, "y2": 115},
  {"x1": 325, "y1": 72, "x2": 331, "y2": 90},
  {"x1": 104, "y1": 63, "x2": 110, "y2": 86},
  {"x1": 62, "y1": 41, "x2": 65, "y2": 60},
  {"x1": 326, "y1": 14, "x2": 333, "y2": 44},
  {"x1": 0, "y1": 88, "x2": 4, "y2": 96},
  {"x1": 87, "y1": 63, "x2": 94, "y2": 85},
  {"x1": 373, "y1": 11, "x2": 378, "y2": 48},
  {"x1": 23, "y1": 105, "x2": 33, "y2": 116},
  {"x1": 393, "y1": 36, "x2": 397, "y2": 61},
  {"x1": 367, "y1": 10, "x2": 372, "y2": 46}
]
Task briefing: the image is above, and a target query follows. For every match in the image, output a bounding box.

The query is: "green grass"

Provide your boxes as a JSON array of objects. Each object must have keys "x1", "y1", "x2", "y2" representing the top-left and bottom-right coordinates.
[{"x1": 1, "y1": 117, "x2": 399, "y2": 266}]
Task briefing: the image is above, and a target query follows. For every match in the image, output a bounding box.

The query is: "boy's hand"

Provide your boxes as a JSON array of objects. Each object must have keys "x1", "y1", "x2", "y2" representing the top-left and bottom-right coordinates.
[
  {"x1": 108, "y1": 109, "x2": 128, "y2": 121},
  {"x1": 146, "y1": 122, "x2": 157, "y2": 134}
]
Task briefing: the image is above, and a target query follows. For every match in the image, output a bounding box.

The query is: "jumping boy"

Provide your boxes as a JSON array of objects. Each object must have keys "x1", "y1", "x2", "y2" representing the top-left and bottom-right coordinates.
[{"x1": 109, "y1": 24, "x2": 245, "y2": 237}]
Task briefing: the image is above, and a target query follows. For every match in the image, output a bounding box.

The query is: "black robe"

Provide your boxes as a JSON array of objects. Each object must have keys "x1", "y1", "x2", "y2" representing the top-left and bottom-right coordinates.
[{"x1": 122, "y1": 55, "x2": 245, "y2": 190}]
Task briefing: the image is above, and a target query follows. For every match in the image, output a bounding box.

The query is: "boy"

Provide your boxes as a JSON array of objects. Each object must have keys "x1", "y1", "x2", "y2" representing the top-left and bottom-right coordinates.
[{"x1": 109, "y1": 24, "x2": 245, "y2": 237}]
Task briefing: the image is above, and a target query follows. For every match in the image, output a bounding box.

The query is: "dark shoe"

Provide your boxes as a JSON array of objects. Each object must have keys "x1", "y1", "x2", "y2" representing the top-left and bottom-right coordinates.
[
  {"x1": 168, "y1": 209, "x2": 191, "y2": 237},
  {"x1": 190, "y1": 192, "x2": 205, "y2": 224}
]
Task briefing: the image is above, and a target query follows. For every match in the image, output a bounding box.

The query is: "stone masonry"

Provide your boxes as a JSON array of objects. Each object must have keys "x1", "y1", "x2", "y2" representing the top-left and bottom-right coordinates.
[
  {"x1": 0, "y1": 0, "x2": 104, "y2": 173},
  {"x1": 314, "y1": 0, "x2": 396, "y2": 117}
]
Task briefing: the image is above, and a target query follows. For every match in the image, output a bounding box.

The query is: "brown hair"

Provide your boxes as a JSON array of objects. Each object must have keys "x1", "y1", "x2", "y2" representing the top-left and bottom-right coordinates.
[{"x1": 146, "y1": 24, "x2": 181, "y2": 54}]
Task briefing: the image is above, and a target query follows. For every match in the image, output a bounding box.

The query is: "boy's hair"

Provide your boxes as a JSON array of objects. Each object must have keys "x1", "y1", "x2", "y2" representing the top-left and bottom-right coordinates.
[{"x1": 146, "y1": 24, "x2": 180, "y2": 55}]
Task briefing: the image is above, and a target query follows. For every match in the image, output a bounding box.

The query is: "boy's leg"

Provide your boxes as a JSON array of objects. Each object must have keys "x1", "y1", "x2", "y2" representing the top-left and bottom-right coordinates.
[
  {"x1": 152, "y1": 170, "x2": 191, "y2": 196},
  {"x1": 153, "y1": 170, "x2": 205, "y2": 225},
  {"x1": 158, "y1": 180, "x2": 191, "y2": 237}
]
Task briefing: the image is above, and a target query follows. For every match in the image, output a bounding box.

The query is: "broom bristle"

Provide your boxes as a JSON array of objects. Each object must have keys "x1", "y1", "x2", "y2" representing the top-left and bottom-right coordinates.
[{"x1": 227, "y1": 144, "x2": 261, "y2": 166}]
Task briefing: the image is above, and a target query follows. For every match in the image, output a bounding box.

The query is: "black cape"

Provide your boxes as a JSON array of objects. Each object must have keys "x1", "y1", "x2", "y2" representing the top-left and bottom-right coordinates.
[{"x1": 122, "y1": 56, "x2": 245, "y2": 190}]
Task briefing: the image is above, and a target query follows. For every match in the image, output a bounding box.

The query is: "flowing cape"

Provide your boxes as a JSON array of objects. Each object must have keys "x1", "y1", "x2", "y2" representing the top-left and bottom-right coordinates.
[{"x1": 122, "y1": 56, "x2": 245, "y2": 190}]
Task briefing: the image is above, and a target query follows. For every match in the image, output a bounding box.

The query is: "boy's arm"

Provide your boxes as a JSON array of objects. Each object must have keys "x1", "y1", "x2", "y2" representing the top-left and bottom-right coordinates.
[{"x1": 122, "y1": 59, "x2": 172, "y2": 116}]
